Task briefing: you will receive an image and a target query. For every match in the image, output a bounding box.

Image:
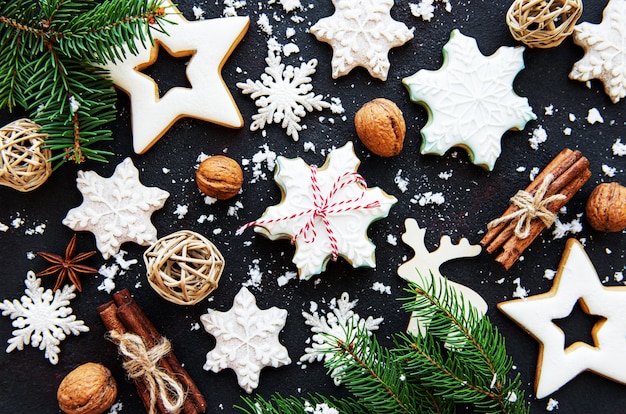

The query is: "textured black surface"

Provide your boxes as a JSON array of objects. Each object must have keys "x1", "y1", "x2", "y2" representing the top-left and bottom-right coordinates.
[{"x1": 0, "y1": 1, "x2": 625, "y2": 413}]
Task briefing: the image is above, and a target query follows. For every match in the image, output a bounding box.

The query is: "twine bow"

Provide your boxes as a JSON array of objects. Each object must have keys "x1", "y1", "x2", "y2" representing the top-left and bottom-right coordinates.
[
  {"x1": 237, "y1": 166, "x2": 380, "y2": 261},
  {"x1": 109, "y1": 331, "x2": 185, "y2": 414},
  {"x1": 487, "y1": 174, "x2": 566, "y2": 239}
]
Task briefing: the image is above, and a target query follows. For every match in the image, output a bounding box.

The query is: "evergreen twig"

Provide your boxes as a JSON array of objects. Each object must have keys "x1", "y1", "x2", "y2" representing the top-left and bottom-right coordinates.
[{"x1": 0, "y1": 0, "x2": 171, "y2": 166}]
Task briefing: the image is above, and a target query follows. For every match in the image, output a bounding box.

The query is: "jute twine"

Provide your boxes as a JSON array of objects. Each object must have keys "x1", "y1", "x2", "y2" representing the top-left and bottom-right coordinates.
[
  {"x1": 144, "y1": 230, "x2": 225, "y2": 305},
  {"x1": 0, "y1": 118, "x2": 52, "y2": 192},
  {"x1": 487, "y1": 174, "x2": 566, "y2": 239},
  {"x1": 109, "y1": 331, "x2": 185, "y2": 414},
  {"x1": 506, "y1": 0, "x2": 583, "y2": 48}
]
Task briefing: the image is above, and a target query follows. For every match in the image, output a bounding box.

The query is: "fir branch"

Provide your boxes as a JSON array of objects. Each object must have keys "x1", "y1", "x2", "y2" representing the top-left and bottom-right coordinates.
[
  {"x1": 237, "y1": 393, "x2": 368, "y2": 414},
  {"x1": 394, "y1": 274, "x2": 528, "y2": 413},
  {"x1": 0, "y1": 0, "x2": 170, "y2": 166}
]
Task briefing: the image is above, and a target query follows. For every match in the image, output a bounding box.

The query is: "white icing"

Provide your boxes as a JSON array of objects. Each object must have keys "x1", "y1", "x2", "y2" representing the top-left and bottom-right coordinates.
[
  {"x1": 310, "y1": 0, "x2": 414, "y2": 80},
  {"x1": 200, "y1": 287, "x2": 291, "y2": 393},
  {"x1": 498, "y1": 239, "x2": 626, "y2": 399},
  {"x1": 104, "y1": 0, "x2": 250, "y2": 153},
  {"x1": 63, "y1": 158, "x2": 170, "y2": 259},
  {"x1": 403, "y1": 30, "x2": 536, "y2": 171}
]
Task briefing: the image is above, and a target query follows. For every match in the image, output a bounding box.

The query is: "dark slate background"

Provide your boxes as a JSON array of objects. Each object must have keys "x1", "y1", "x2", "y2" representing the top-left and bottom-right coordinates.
[{"x1": 0, "y1": 0, "x2": 625, "y2": 412}]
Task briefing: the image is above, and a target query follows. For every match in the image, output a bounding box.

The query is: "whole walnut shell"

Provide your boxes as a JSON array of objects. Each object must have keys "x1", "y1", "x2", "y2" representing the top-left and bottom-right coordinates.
[
  {"x1": 196, "y1": 155, "x2": 243, "y2": 200},
  {"x1": 585, "y1": 182, "x2": 626, "y2": 232},
  {"x1": 57, "y1": 362, "x2": 117, "y2": 414},
  {"x1": 354, "y1": 98, "x2": 406, "y2": 157}
]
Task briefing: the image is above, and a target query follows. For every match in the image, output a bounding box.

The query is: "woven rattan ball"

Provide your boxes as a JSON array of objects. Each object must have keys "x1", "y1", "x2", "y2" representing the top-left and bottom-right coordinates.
[
  {"x1": 144, "y1": 230, "x2": 225, "y2": 305},
  {"x1": 0, "y1": 118, "x2": 52, "y2": 192},
  {"x1": 506, "y1": 0, "x2": 583, "y2": 48}
]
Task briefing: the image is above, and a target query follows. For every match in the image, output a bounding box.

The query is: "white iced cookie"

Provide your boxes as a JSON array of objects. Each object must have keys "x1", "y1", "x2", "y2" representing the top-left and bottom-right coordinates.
[
  {"x1": 569, "y1": 0, "x2": 626, "y2": 103},
  {"x1": 403, "y1": 29, "x2": 536, "y2": 171},
  {"x1": 104, "y1": 0, "x2": 250, "y2": 153},
  {"x1": 498, "y1": 238, "x2": 626, "y2": 399},
  {"x1": 310, "y1": 0, "x2": 414, "y2": 81},
  {"x1": 200, "y1": 287, "x2": 291, "y2": 394},
  {"x1": 237, "y1": 142, "x2": 397, "y2": 279},
  {"x1": 397, "y1": 218, "x2": 485, "y2": 337},
  {"x1": 63, "y1": 158, "x2": 170, "y2": 259}
]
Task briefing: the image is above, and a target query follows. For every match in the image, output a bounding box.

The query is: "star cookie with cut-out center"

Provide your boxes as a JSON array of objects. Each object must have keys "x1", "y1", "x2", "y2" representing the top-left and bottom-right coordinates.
[
  {"x1": 310, "y1": 0, "x2": 414, "y2": 81},
  {"x1": 104, "y1": 1, "x2": 249, "y2": 153},
  {"x1": 403, "y1": 29, "x2": 536, "y2": 171},
  {"x1": 498, "y1": 238, "x2": 626, "y2": 399}
]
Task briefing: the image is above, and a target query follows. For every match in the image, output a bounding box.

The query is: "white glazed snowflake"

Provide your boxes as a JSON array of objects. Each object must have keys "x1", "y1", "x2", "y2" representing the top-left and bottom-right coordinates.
[
  {"x1": 63, "y1": 158, "x2": 170, "y2": 259},
  {"x1": 301, "y1": 292, "x2": 383, "y2": 383},
  {"x1": 200, "y1": 287, "x2": 291, "y2": 393},
  {"x1": 0, "y1": 271, "x2": 89, "y2": 365},
  {"x1": 237, "y1": 49, "x2": 330, "y2": 141},
  {"x1": 310, "y1": 0, "x2": 414, "y2": 80},
  {"x1": 237, "y1": 142, "x2": 397, "y2": 279},
  {"x1": 569, "y1": 0, "x2": 626, "y2": 103},
  {"x1": 403, "y1": 29, "x2": 536, "y2": 171}
]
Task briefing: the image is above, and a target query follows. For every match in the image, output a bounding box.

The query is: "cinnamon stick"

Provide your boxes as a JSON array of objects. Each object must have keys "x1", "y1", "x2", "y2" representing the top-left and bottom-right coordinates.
[
  {"x1": 113, "y1": 289, "x2": 207, "y2": 414},
  {"x1": 480, "y1": 148, "x2": 591, "y2": 270}
]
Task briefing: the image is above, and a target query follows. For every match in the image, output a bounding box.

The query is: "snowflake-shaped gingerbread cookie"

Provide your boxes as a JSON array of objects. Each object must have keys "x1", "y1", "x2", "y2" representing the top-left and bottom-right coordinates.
[
  {"x1": 310, "y1": 0, "x2": 414, "y2": 81},
  {"x1": 0, "y1": 271, "x2": 89, "y2": 364},
  {"x1": 403, "y1": 30, "x2": 536, "y2": 171},
  {"x1": 237, "y1": 142, "x2": 397, "y2": 279},
  {"x1": 237, "y1": 48, "x2": 330, "y2": 141},
  {"x1": 569, "y1": 0, "x2": 626, "y2": 103},
  {"x1": 63, "y1": 158, "x2": 170, "y2": 259},
  {"x1": 200, "y1": 287, "x2": 290, "y2": 393}
]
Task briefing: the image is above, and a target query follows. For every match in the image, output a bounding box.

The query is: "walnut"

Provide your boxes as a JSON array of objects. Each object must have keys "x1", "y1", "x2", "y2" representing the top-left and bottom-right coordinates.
[
  {"x1": 354, "y1": 98, "x2": 406, "y2": 157},
  {"x1": 585, "y1": 182, "x2": 626, "y2": 232},
  {"x1": 57, "y1": 362, "x2": 117, "y2": 414},
  {"x1": 196, "y1": 155, "x2": 243, "y2": 200}
]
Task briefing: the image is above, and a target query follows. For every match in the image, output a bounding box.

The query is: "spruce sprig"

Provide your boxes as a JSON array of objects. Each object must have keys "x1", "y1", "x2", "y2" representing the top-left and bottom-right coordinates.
[
  {"x1": 0, "y1": 0, "x2": 170, "y2": 166},
  {"x1": 237, "y1": 393, "x2": 368, "y2": 414}
]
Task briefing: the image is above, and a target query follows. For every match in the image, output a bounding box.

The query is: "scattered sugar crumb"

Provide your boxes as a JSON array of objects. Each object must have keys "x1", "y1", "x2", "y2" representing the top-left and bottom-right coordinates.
[
  {"x1": 246, "y1": 144, "x2": 277, "y2": 183},
  {"x1": 563, "y1": 127, "x2": 572, "y2": 136},
  {"x1": 552, "y1": 215, "x2": 583, "y2": 239},
  {"x1": 568, "y1": 113, "x2": 576, "y2": 122},
  {"x1": 495, "y1": 278, "x2": 505, "y2": 284},
  {"x1": 192, "y1": 5, "x2": 205, "y2": 20},
  {"x1": 516, "y1": 166, "x2": 526, "y2": 173},
  {"x1": 286, "y1": 27, "x2": 296, "y2": 38},
  {"x1": 613, "y1": 138, "x2": 626, "y2": 156},
  {"x1": 197, "y1": 214, "x2": 215, "y2": 223},
  {"x1": 614, "y1": 271, "x2": 624, "y2": 283},
  {"x1": 98, "y1": 263, "x2": 119, "y2": 294},
  {"x1": 162, "y1": 167, "x2": 170, "y2": 174},
  {"x1": 546, "y1": 398, "x2": 559, "y2": 411},
  {"x1": 213, "y1": 228, "x2": 222, "y2": 235},
  {"x1": 512, "y1": 277, "x2": 528, "y2": 299},
  {"x1": 24, "y1": 223, "x2": 46, "y2": 235},
  {"x1": 409, "y1": 0, "x2": 451, "y2": 21},
  {"x1": 277, "y1": 271, "x2": 298, "y2": 287},
  {"x1": 438, "y1": 170, "x2": 453, "y2": 180},
  {"x1": 529, "y1": 125, "x2": 547, "y2": 150},
  {"x1": 0, "y1": 222, "x2": 7, "y2": 232},
  {"x1": 394, "y1": 169, "x2": 409, "y2": 193},
  {"x1": 174, "y1": 204, "x2": 188, "y2": 219},
  {"x1": 196, "y1": 152, "x2": 210, "y2": 163},
  {"x1": 204, "y1": 195, "x2": 217, "y2": 205},
  {"x1": 243, "y1": 259, "x2": 263, "y2": 288},
  {"x1": 108, "y1": 402, "x2": 123, "y2": 414},
  {"x1": 303, "y1": 141, "x2": 316, "y2": 153},
  {"x1": 387, "y1": 234, "x2": 397, "y2": 246},
  {"x1": 544, "y1": 104, "x2": 554, "y2": 116},
  {"x1": 543, "y1": 269, "x2": 556, "y2": 281},
  {"x1": 223, "y1": 0, "x2": 246, "y2": 16},
  {"x1": 586, "y1": 107, "x2": 604, "y2": 124},
  {"x1": 329, "y1": 97, "x2": 345, "y2": 114},
  {"x1": 276, "y1": 0, "x2": 302, "y2": 12},
  {"x1": 412, "y1": 191, "x2": 445, "y2": 206},
  {"x1": 190, "y1": 322, "x2": 201, "y2": 331},
  {"x1": 11, "y1": 216, "x2": 24, "y2": 228},
  {"x1": 283, "y1": 42, "x2": 300, "y2": 56},
  {"x1": 257, "y1": 13, "x2": 273, "y2": 36},
  {"x1": 227, "y1": 201, "x2": 244, "y2": 218},
  {"x1": 606, "y1": 248, "x2": 612, "y2": 255},
  {"x1": 529, "y1": 167, "x2": 540, "y2": 181},
  {"x1": 602, "y1": 164, "x2": 617, "y2": 177},
  {"x1": 26, "y1": 251, "x2": 36, "y2": 260},
  {"x1": 371, "y1": 282, "x2": 391, "y2": 294}
]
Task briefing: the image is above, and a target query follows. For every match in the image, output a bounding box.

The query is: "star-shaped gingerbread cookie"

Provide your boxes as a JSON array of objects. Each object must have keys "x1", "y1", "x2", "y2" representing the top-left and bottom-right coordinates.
[
  {"x1": 569, "y1": 0, "x2": 626, "y2": 103},
  {"x1": 310, "y1": 0, "x2": 414, "y2": 81},
  {"x1": 498, "y1": 238, "x2": 626, "y2": 399},
  {"x1": 200, "y1": 287, "x2": 291, "y2": 393},
  {"x1": 403, "y1": 29, "x2": 536, "y2": 171},
  {"x1": 63, "y1": 158, "x2": 170, "y2": 259},
  {"x1": 104, "y1": 1, "x2": 249, "y2": 153}
]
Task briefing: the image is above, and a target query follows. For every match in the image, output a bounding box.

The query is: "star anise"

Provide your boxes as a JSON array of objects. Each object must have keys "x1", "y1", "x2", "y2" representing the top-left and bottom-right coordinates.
[{"x1": 36, "y1": 234, "x2": 98, "y2": 292}]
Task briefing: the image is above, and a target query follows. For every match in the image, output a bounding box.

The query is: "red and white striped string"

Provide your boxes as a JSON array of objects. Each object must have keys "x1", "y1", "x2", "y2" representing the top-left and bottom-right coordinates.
[{"x1": 236, "y1": 165, "x2": 381, "y2": 261}]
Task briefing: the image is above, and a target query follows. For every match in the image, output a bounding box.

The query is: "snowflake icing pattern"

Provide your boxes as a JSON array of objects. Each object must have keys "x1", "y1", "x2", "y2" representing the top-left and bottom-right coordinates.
[
  {"x1": 63, "y1": 157, "x2": 170, "y2": 259},
  {"x1": 237, "y1": 49, "x2": 330, "y2": 141},
  {"x1": 301, "y1": 292, "x2": 383, "y2": 383},
  {"x1": 310, "y1": 0, "x2": 414, "y2": 80},
  {"x1": 200, "y1": 287, "x2": 291, "y2": 393},
  {"x1": 403, "y1": 30, "x2": 536, "y2": 171},
  {"x1": 569, "y1": 0, "x2": 626, "y2": 103},
  {"x1": 0, "y1": 271, "x2": 89, "y2": 365}
]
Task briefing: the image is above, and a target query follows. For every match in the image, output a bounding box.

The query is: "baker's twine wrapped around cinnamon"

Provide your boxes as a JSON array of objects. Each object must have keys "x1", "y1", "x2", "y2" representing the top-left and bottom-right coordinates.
[
  {"x1": 0, "y1": 118, "x2": 51, "y2": 192},
  {"x1": 144, "y1": 230, "x2": 225, "y2": 305},
  {"x1": 506, "y1": 0, "x2": 583, "y2": 48},
  {"x1": 487, "y1": 174, "x2": 566, "y2": 239},
  {"x1": 109, "y1": 330, "x2": 185, "y2": 414}
]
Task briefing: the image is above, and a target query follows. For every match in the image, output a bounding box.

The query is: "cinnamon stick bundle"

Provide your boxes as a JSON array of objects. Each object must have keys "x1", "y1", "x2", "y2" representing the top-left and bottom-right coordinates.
[
  {"x1": 480, "y1": 148, "x2": 591, "y2": 270},
  {"x1": 98, "y1": 289, "x2": 207, "y2": 414}
]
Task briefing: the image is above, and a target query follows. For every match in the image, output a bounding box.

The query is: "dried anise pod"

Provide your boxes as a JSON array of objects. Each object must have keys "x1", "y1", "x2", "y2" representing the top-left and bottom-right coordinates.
[{"x1": 36, "y1": 234, "x2": 98, "y2": 292}]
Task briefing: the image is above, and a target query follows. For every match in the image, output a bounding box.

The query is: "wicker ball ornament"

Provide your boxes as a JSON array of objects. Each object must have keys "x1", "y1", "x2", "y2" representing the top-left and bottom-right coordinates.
[
  {"x1": 0, "y1": 118, "x2": 52, "y2": 192},
  {"x1": 506, "y1": 0, "x2": 583, "y2": 49},
  {"x1": 144, "y1": 230, "x2": 225, "y2": 305}
]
